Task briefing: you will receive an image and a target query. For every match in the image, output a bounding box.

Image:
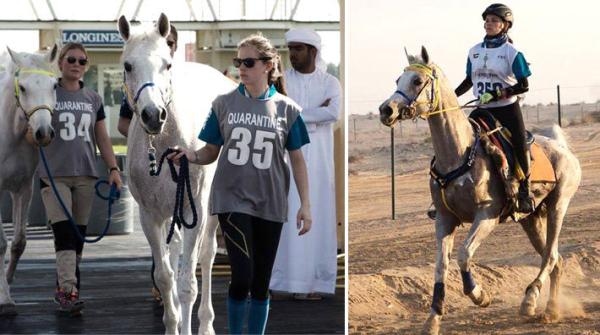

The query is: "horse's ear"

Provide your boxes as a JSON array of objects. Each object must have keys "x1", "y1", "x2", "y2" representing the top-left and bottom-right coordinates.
[
  {"x1": 157, "y1": 13, "x2": 170, "y2": 38},
  {"x1": 46, "y1": 43, "x2": 58, "y2": 63},
  {"x1": 118, "y1": 15, "x2": 130, "y2": 41},
  {"x1": 404, "y1": 47, "x2": 412, "y2": 64},
  {"x1": 6, "y1": 46, "x2": 23, "y2": 67},
  {"x1": 421, "y1": 46, "x2": 430, "y2": 64}
]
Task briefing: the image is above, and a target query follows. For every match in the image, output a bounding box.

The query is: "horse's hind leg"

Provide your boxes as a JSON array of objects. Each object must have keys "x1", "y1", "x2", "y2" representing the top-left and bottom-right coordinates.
[
  {"x1": 519, "y1": 209, "x2": 546, "y2": 316},
  {"x1": 422, "y1": 216, "x2": 458, "y2": 335},
  {"x1": 196, "y1": 215, "x2": 218, "y2": 335},
  {"x1": 6, "y1": 185, "x2": 33, "y2": 284},
  {"x1": 521, "y1": 197, "x2": 570, "y2": 322},
  {"x1": 457, "y1": 216, "x2": 498, "y2": 308}
]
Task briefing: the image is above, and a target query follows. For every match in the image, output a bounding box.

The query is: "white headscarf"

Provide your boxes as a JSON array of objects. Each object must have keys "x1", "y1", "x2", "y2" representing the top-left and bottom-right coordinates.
[{"x1": 285, "y1": 28, "x2": 327, "y2": 72}]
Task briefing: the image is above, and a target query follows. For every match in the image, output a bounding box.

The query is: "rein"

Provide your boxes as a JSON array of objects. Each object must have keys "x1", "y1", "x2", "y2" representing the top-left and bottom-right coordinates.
[
  {"x1": 14, "y1": 68, "x2": 56, "y2": 119},
  {"x1": 39, "y1": 148, "x2": 120, "y2": 243},
  {"x1": 150, "y1": 148, "x2": 198, "y2": 244}
]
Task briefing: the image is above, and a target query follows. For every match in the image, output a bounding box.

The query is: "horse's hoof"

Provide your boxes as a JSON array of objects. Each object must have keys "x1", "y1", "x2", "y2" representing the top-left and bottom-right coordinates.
[
  {"x1": 469, "y1": 288, "x2": 491, "y2": 307},
  {"x1": 0, "y1": 303, "x2": 18, "y2": 316},
  {"x1": 542, "y1": 302, "x2": 560, "y2": 323},
  {"x1": 421, "y1": 314, "x2": 441, "y2": 335},
  {"x1": 519, "y1": 302, "x2": 536, "y2": 317}
]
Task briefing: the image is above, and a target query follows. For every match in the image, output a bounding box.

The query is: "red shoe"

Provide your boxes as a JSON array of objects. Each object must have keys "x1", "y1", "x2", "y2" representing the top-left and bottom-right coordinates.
[{"x1": 54, "y1": 288, "x2": 84, "y2": 316}]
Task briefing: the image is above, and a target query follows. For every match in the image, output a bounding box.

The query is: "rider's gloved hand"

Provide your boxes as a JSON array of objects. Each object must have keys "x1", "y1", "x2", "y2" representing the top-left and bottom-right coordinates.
[{"x1": 479, "y1": 88, "x2": 505, "y2": 104}]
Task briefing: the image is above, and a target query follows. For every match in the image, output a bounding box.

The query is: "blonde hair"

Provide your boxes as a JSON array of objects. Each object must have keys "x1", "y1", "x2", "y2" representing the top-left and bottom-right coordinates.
[
  {"x1": 58, "y1": 42, "x2": 88, "y2": 64},
  {"x1": 238, "y1": 33, "x2": 287, "y2": 95}
]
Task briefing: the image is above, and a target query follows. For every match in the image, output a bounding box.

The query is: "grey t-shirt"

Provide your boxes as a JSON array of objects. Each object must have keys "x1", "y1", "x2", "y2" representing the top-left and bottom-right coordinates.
[
  {"x1": 202, "y1": 86, "x2": 306, "y2": 223},
  {"x1": 38, "y1": 81, "x2": 105, "y2": 178}
]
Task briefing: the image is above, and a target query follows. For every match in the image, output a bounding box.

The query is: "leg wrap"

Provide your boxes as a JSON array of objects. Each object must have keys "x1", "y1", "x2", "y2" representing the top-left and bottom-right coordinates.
[
  {"x1": 431, "y1": 282, "x2": 445, "y2": 315},
  {"x1": 461, "y1": 270, "x2": 476, "y2": 295},
  {"x1": 51, "y1": 220, "x2": 76, "y2": 251}
]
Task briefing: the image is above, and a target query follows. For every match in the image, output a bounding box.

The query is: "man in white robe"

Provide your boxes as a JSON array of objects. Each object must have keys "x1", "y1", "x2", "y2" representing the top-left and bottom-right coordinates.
[{"x1": 269, "y1": 28, "x2": 342, "y2": 299}]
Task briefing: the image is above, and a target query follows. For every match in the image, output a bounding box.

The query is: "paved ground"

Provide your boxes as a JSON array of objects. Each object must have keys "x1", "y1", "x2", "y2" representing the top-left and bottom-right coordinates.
[{"x1": 0, "y1": 220, "x2": 345, "y2": 334}]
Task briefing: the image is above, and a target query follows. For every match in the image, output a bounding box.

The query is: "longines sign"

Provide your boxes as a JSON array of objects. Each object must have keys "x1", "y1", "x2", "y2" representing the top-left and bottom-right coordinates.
[{"x1": 62, "y1": 30, "x2": 124, "y2": 47}]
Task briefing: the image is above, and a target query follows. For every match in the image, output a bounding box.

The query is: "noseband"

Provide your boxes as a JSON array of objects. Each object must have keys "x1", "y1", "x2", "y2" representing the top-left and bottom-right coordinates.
[
  {"x1": 122, "y1": 67, "x2": 172, "y2": 114},
  {"x1": 14, "y1": 68, "x2": 56, "y2": 119}
]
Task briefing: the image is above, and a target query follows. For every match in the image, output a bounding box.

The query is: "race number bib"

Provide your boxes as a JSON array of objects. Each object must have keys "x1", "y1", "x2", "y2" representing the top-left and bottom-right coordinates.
[{"x1": 227, "y1": 127, "x2": 276, "y2": 169}]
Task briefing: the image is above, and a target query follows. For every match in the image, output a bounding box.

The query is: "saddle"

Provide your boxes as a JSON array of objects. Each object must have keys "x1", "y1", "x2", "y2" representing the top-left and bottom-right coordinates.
[{"x1": 469, "y1": 109, "x2": 556, "y2": 221}]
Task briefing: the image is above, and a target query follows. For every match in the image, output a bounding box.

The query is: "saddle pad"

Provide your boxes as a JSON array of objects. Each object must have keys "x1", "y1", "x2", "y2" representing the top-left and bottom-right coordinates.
[{"x1": 530, "y1": 142, "x2": 556, "y2": 183}]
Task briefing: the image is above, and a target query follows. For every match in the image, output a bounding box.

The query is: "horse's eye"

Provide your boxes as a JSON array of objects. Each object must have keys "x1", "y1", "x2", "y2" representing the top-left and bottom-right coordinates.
[
  {"x1": 124, "y1": 62, "x2": 132, "y2": 72},
  {"x1": 19, "y1": 85, "x2": 25, "y2": 93},
  {"x1": 53, "y1": 83, "x2": 58, "y2": 90},
  {"x1": 413, "y1": 78, "x2": 423, "y2": 86},
  {"x1": 166, "y1": 63, "x2": 172, "y2": 71}
]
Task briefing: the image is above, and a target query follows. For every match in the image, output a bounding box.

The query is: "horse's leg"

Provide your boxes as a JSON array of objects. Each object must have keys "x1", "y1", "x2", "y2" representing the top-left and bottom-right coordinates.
[
  {"x1": 178, "y1": 219, "x2": 201, "y2": 335},
  {"x1": 457, "y1": 215, "x2": 498, "y2": 308},
  {"x1": 196, "y1": 215, "x2": 218, "y2": 335},
  {"x1": 168, "y1": 225, "x2": 183, "y2": 317},
  {"x1": 523, "y1": 196, "x2": 570, "y2": 323},
  {"x1": 518, "y1": 209, "x2": 547, "y2": 317},
  {"x1": 140, "y1": 211, "x2": 180, "y2": 334},
  {"x1": 422, "y1": 215, "x2": 458, "y2": 335},
  {"x1": 0, "y1": 209, "x2": 17, "y2": 315},
  {"x1": 6, "y1": 184, "x2": 33, "y2": 284}
]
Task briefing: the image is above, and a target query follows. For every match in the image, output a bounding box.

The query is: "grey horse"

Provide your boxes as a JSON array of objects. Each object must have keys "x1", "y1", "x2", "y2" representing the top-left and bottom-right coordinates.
[
  {"x1": 0, "y1": 45, "x2": 57, "y2": 315},
  {"x1": 118, "y1": 13, "x2": 236, "y2": 335},
  {"x1": 378, "y1": 46, "x2": 581, "y2": 335}
]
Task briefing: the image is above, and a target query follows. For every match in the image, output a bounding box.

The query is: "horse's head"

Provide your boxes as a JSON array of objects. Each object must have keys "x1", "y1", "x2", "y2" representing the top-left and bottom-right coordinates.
[
  {"x1": 379, "y1": 46, "x2": 440, "y2": 127},
  {"x1": 118, "y1": 13, "x2": 173, "y2": 135},
  {"x1": 7, "y1": 45, "x2": 58, "y2": 146}
]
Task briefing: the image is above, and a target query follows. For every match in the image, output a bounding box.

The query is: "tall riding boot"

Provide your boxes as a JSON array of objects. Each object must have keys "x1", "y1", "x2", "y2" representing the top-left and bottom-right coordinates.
[{"x1": 517, "y1": 178, "x2": 534, "y2": 214}]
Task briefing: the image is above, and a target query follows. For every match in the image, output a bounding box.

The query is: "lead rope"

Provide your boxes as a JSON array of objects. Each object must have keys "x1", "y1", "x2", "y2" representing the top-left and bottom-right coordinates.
[
  {"x1": 39, "y1": 148, "x2": 120, "y2": 243},
  {"x1": 149, "y1": 146, "x2": 198, "y2": 244}
]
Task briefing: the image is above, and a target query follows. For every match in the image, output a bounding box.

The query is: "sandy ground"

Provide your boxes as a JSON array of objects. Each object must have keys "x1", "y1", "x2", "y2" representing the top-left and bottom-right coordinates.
[{"x1": 348, "y1": 116, "x2": 600, "y2": 334}]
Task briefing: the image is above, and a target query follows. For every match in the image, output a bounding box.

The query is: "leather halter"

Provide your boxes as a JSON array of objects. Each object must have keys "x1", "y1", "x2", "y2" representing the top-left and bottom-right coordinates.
[{"x1": 13, "y1": 68, "x2": 56, "y2": 119}]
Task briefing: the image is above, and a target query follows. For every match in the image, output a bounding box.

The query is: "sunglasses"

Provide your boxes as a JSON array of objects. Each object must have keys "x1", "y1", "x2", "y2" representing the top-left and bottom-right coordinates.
[
  {"x1": 233, "y1": 57, "x2": 271, "y2": 68},
  {"x1": 66, "y1": 56, "x2": 88, "y2": 66}
]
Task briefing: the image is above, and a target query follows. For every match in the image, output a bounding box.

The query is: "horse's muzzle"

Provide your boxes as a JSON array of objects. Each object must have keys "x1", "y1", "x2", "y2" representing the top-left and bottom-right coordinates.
[
  {"x1": 379, "y1": 100, "x2": 399, "y2": 127},
  {"x1": 141, "y1": 105, "x2": 167, "y2": 134}
]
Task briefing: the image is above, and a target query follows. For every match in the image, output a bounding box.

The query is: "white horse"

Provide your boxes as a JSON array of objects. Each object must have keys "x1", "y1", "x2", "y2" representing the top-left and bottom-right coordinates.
[
  {"x1": 0, "y1": 45, "x2": 58, "y2": 315},
  {"x1": 379, "y1": 47, "x2": 581, "y2": 335},
  {"x1": 118, "y1": 14, "x2": 236, "y2": 334}
]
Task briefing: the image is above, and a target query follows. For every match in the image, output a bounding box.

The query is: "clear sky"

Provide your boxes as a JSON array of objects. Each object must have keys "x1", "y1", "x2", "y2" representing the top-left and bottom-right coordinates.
[{"x1": 348, "y1": 0, "x2": 600, "y2": 114}]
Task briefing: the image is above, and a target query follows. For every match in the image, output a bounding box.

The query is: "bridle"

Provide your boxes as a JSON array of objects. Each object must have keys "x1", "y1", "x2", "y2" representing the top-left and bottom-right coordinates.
[
  {"x1": 13, "y1": 68, "x2": 56, "y2": 119},
  {"x1": 390, "y1": 63, "x2": 463, "y2": 121},
  {"x1": 121, "y1": 58, "x2": 173, "y2": 115}
]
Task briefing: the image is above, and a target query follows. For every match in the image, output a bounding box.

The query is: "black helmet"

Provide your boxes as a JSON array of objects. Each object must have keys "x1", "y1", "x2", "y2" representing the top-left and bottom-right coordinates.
[{"x1": 482, "y1": 3, "x2": 513, "y2": 28}]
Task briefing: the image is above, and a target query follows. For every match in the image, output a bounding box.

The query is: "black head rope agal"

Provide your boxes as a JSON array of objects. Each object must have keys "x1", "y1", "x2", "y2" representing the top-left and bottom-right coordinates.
[{"x1": 150, "y1": 148, "x2": 198, "y2": 244}]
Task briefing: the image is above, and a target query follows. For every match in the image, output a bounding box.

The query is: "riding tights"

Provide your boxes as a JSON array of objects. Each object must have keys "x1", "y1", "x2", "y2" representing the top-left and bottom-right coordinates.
[
  {"x1": 480, "y1": 102, "x2": 530, "y2": 178},
  {"x1": 218, "y1": 212, "x2": 283, "y2": 301}
]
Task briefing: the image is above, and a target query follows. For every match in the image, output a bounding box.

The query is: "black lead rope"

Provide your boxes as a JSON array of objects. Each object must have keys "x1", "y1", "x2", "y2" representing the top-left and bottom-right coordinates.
[{"x1": 151, "y1": 148, "x2": 198, "y2": 244}]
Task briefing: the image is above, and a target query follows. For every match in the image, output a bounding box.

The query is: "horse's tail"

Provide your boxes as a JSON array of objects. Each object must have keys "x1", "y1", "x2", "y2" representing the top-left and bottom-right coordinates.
[{"x1": 547, "y1": 124, "x2": 571, "y2": 150}]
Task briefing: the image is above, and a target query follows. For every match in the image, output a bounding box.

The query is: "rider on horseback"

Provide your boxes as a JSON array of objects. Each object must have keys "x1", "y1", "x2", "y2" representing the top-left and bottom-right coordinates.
[{"x1": 455, "y1": 3, "x2": 534, "y2": 213}]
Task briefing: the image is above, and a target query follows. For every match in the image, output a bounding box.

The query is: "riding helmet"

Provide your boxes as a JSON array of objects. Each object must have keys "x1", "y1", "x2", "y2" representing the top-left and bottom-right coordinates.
[{"x1": 482, "y1": 3, "x2": 513, "y2": 28}]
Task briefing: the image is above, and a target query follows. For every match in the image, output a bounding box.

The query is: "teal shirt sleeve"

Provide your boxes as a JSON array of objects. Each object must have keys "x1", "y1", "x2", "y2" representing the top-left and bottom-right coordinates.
[
  {"x1": 198, "y1": 109, "x2": 223, "y2": 145},
  {"x1": 512, "y1": 52, "x2": 531, "y2": 79},
  {"x1": 286, "y1": 115, "x2": 310, "y2": 151}
]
